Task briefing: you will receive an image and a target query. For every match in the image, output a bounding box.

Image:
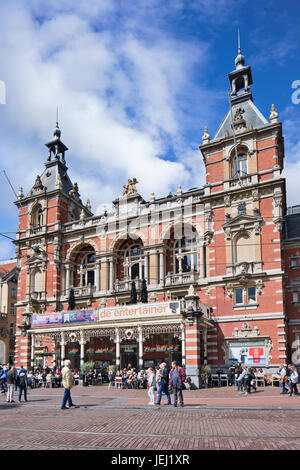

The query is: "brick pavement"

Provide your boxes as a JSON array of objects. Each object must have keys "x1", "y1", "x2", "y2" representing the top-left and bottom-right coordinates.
[{"x1": 1, "y1": 384, "x2": 300, "y2": 450}]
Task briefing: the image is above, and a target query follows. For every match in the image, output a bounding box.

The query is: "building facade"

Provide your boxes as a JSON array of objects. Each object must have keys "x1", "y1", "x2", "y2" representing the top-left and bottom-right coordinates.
[
  {"x1": 0, "y1": 259, "x2": 18, "y2": 364},
  {"x1": 13, "y1": 46, "x2": 300, "y2": 385}
]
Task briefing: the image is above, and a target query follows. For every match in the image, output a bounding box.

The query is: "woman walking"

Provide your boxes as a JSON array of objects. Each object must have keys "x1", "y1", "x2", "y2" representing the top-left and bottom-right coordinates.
[
  {"x1": 147, "y1": 367, "x2": 156, "y2": 405},
  {"x1": 288, "y1": 365, "x2": 299, "y2": 396}
]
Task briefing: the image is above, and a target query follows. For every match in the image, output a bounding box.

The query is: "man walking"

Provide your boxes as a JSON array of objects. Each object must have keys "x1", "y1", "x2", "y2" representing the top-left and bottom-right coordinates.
[
  {"x1": 6, "y1": 366, "x2": 17, "y2": 403},
  {"x1": 61, "y1": 360, "x2": 79, "y2": 409},
  {"x1": 155, "y1": 363, "x2": 171, "y2": 406},
  {"x1": 169, "y1": 361, "x2": 186, "y2": 408}
]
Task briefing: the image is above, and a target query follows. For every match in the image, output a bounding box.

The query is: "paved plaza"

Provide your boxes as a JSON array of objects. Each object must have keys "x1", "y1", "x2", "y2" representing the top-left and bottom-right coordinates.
[{"x1": 1, "y1": 384, "x2": 300, "y2": 450}]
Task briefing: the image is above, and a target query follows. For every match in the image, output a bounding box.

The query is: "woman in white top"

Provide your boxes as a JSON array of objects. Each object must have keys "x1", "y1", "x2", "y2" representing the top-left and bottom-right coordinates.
[{"x1": 147, "y1": 368, "x2": 156, "y2": 405}]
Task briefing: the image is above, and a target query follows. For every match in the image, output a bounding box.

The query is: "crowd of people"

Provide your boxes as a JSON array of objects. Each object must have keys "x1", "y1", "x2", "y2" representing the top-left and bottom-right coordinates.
[
  {"x1": 217, "y1": 362, "x2": 299, "y2": 396},
  {"x1": 112, "y1": 361, "x2": 187, "y2": 407},
  {"x1": 1, "y1": 360, "x2": 299, "y2": 408}
]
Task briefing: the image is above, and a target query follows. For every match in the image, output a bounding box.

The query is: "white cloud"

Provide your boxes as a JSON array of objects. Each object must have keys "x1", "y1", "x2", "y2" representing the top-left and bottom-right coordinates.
[{"x1": 0, "y1": 0, "x2": 214, "y2": 221}]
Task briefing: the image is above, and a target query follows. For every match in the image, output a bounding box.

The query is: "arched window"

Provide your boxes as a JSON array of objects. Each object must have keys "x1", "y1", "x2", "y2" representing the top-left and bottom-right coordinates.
[
  {"x1": 80, "y1": 253, "x2": 95, "y2": 286},
  {"x1": 174, "y1": 236, "x2": 198, "y2": 273},
  {"x1": 233, "y1": 153, "x2": 248, "y2": 179},
  {"x1": 124, "y1": 245, "x2": 144, "y2": 280},
  {"x1": 31, "y1": 204, "x2": 43, "y2": 227}
]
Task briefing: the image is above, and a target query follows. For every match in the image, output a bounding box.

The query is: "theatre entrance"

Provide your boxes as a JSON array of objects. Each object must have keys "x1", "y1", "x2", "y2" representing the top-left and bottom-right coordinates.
[{"x1": 121, "y1": 341, "x2": 138, "y2": 369}]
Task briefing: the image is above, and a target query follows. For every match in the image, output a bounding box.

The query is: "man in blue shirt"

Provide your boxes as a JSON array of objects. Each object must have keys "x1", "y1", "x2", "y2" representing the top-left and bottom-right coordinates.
[{"x1": 169, "y1": 361, "x2": 186, "y2": 408}]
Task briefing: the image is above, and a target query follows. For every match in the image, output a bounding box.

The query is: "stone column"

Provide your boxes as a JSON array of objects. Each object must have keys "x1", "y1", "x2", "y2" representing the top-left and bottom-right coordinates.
[
  {"x1": 60, "y1": 332, "x2": 66, "y2": 369},
  {"x1": 144, "y1": 252, "x2": 149, "y2": 284},
  {"x1": 80, "y1": 331, "x2": 86, "y2": 367},
  {"x1": 200, "y1": 245, "x2": 205, "y2": 278},
  {"x1": 115, "y1": 328, "x2": 120, "y2": 370},
  {"x1": 100, "y1": 258, "x2": 109, "y2": 291},
  {"x1": 95, "y1": 261, "x2": 100, "y2": 291},
  {"x1": 109, "y1": 258, "x2": 114, "y2": 292},
  {"x1": 65, "y1": 264, "x2": 70, "y2": 293},
  {"x1": 138, "y1": 327, "x2": 143, "y2": 370},
  {"x1": 159, "y1": 250, "x2": 165, "y2": 284},
  {"x1": 181, "y1": 324, "x2": 186, "y2": 368},
  {"x1": 183, "y1": 286, "x2": 202, "y2": 388},
  {"x1": 30, "y1": 334, "x2": 35, "y2": 370}
]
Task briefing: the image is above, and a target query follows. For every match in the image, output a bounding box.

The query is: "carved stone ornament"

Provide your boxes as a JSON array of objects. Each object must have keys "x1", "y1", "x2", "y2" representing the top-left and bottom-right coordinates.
[
  {"x1": 224, "y1": 195, "x2": 231, "y2": 207},
  {"x1": 123, "y1": 178, "x2": 138, "y2": 196},
  {"x1": 226, "y1": 283, "x2": 234, "y2": 298},
  {"x1": 233, "y1": 108, "x2": 246, "y2": 132},
  {"x1": 32, "y1": 175, "x2": 44, "y2": 194},
  {"x1": 232, "y1": 322, "x2": 260, "y2": 338}
]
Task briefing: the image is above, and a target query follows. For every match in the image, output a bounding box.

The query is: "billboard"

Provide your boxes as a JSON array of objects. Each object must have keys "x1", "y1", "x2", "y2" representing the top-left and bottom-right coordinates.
[
  {"x1": 228, "y1": 340, "x2": 266, "y2": 366},
  {"x1": 31, "y1": 309, "x2": 98, "y2": 327},
  {"x1": 97, "y1": 301, "x2": 180, "y2": 322}
]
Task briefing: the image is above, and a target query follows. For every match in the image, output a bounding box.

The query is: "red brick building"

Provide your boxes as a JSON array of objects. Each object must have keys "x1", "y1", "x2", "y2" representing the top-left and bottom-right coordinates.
[{"x1": 13, "y1": 45, "x2": 300, "y2": 385}]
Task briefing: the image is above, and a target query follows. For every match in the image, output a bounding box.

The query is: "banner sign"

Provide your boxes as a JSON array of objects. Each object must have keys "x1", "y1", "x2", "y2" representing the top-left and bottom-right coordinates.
[
  {"x1": 31, "y1": 309, "x2": 98, "y2": 327},
  {"x1": 31, "y1": 302, "x2": 180, "y2": 328},
  {"x1": 97, "y1": 301, "x2": 180, "y2": 322},
  {"x1": 228, "y1": 340, "x2": 266, "y2": 366}
]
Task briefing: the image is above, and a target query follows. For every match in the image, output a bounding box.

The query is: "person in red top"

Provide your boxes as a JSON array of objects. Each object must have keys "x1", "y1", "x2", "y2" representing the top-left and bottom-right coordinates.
[{"x1": 169, "y1": 361, "x2": 186, "y2": 408}]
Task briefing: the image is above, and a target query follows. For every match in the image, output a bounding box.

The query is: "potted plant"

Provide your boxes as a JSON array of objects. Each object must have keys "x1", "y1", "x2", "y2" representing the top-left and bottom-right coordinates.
[{"x1": 80, "y1": 361, "x2": 94, "y2": 386}]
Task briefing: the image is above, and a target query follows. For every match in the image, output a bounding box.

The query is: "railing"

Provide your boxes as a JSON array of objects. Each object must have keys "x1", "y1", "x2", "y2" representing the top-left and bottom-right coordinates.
[
  {"x1": 72, "y1": 285, "x2": 96, "y2": 297},
  {"x1": 114, "y1": 279, "x2": 143, "y2": 292},
  {"x1": 226, "y1": 261, "x2": 263, "y2": 277},
  {"x1": 28, "y1": 291, "x2": 46, "y2": 302},
  {"x1": 165, "y1": 271, "x2": 199, "y2": 286}
]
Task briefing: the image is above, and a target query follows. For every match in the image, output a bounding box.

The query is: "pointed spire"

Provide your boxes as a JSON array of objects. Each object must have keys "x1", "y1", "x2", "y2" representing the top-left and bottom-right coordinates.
[
  {"x1": 235, "y1": 29, "x2": 245, "y2": 69},
  {"x1": 269, "y1": 104, "x2": 279, "y2": 124}
]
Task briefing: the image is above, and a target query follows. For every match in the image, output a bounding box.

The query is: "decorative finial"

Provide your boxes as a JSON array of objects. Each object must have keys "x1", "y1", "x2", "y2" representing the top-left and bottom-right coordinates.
[
  {"x1": 80, "y1": 208, "x2": 85, "y2": 220},
  {"x1": 269, "y1": 104, "x2": 279, "y2": 124},
  {"x1": 17, "y1": 187, "x2": 24, "y2": 200},
  {"x1": 202, "y1": 126, "x2": 210, "y2": 144},
  {"x1": 150, "y1": 192, "x2": 155, "y2": 203},
  {"x1": 102, "y1": 205, "x2": 107, "y2": 216},
  {"x1": 235, "y1": 29, "x2": 245, "y2": 69},
  {"x1": 177, "y1": 185, "x2": 183, "y2": 196},
  {"x1": 86, "y1": 198, "x2": 91, "y2": 211}
]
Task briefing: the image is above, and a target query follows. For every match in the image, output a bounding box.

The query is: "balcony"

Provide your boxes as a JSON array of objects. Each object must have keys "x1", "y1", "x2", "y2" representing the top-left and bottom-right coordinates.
[
  {"x1": 27, "y1": 291, "x2": 46, "y2": 302},
  {"x1": 114, "y1": 279, "x2": 143, "y2": 293},
  {"x1": 72, "y1": 285, "x2": 96, "y2": 297},
  {"x1": 165, "y1": 271, "x2": 199, "y2": 286},
  {"x1": 225, "y1": 261, "x2": 263, "y2": 277}
]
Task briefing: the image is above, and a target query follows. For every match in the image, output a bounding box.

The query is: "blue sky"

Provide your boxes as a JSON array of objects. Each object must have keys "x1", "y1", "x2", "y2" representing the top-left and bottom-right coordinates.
[{"x1": 0, "y1": 0, "x2": 300, "y2": 260}]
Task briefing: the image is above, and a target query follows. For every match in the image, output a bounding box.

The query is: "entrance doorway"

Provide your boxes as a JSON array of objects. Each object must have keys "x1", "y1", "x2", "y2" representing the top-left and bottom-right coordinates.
[{"x1": 121, "y1": 341, "x2": 137, "y2": 369}]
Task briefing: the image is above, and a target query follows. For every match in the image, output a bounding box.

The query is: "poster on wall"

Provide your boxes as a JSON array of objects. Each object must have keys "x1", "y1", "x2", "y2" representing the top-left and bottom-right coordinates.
[
  {"x1": 31, "y1": 309, "x2": 98, "y2": 327},
  {"x1": 228, "y1": 340, "x2": 266, "y2": 366}
]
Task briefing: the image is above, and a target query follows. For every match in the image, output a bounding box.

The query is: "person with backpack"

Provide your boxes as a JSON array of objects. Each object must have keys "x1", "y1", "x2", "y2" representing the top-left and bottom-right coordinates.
[
  {"x1": 169, "y1": 361, "x2": 186, "y2": 408},
  {"x1": 155, "y1": 363, "x2": 171, "y2": 406},
  {"x1": 18, "y1": 368, "x2": 28, "y2": 402},
  {"x1": 246, "y1": 367, "x2": 257, "y2": 394}
]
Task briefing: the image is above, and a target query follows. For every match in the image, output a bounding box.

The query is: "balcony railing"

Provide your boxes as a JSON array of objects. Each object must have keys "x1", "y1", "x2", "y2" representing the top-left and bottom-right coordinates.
[
  {"x1": 226, "y1": 261, "x2": 263, "y2": 277},
  {"x1": 72, "y1": 285, "x2": 96, "y2": 297},
  {"x1": 114, "y1": 279, "x2": 143, "y2": 293},
  {"x1": 28, "y1": 291, "x2": 46, "y2": 302},
  {"x1": 165, "y1": 271, "x2": 199, "y2": 286}
]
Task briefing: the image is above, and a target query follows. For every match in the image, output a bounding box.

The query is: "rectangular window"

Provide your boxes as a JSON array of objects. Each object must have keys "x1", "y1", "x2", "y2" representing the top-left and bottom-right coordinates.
[
  {"x1": 11, "y1": 287, "x2": 16, "y2": 299},
  {"x1": 10, "y1": 304, "x2": 15, "y2": 315},
  {"x1": 293, "y1": 292, "x2": 299, "y2": 303},
  {"x1": 291, "y1": 259, "x2": 297, "y2": 267},
  {"x1": 247, "y1": 287, "x2": 256, "y2": 303},
  {"x1": 235, "y1": 288, "x2": 243, "y2": 304}
]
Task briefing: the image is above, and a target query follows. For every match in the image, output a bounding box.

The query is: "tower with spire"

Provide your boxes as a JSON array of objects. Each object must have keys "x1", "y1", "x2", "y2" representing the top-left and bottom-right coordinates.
[{"x1": 198, "y1": 37, "x2": 287, "y2": 369}]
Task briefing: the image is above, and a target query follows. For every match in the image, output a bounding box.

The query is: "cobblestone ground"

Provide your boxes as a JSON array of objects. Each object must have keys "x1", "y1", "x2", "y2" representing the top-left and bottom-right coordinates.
[{"x1": 1, "y1": 385, "x2": 300, "y2": 450}]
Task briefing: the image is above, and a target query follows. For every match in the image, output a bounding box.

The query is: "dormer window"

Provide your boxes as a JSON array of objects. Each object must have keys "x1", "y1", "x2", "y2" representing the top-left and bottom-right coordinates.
[
  {"x1": 233, "y1": 153, "x2": 248, "y2": 179},
  {"x1": 31, "y1": 204, "x2": 43, "y2": 228}
]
